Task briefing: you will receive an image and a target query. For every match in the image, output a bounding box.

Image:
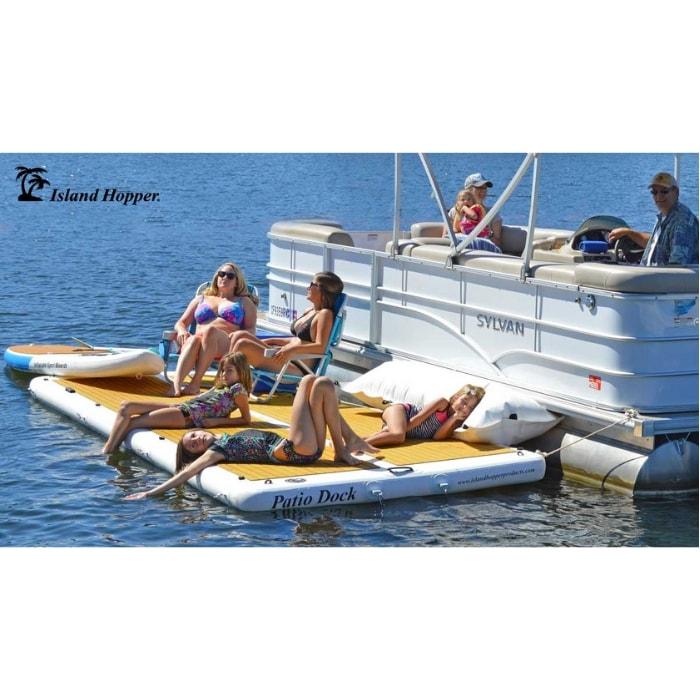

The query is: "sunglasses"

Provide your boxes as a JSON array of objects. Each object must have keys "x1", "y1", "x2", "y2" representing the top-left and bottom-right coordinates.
[
  {"x1": 650, "y1": 187, "x2": 672, "y2": 196},
  {"x1": 217, "y1": 271, "x2": 236, "y2": 280},
  {"x1": 308, "y1": 281, "x2": 321, "y2": 289}
]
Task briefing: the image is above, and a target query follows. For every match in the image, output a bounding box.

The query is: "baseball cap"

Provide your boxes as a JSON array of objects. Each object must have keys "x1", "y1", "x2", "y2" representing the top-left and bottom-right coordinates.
[
  {"x1": 648, "y1": 172, "x2": 678, "y2": 190},
  {"x1": 464, "y1": 173, "x2": 493, "y2": 189}
]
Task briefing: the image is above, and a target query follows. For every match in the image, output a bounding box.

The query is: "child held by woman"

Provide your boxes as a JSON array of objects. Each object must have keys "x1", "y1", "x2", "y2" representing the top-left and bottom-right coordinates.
[{"x1": 452, "y1": 189, "x2": 490, "y2": 237}]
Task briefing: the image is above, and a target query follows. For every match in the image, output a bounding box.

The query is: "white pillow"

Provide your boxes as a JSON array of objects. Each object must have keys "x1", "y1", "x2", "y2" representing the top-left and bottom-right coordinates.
[
  {"x1": 341, "y1": 360, "x2": 474, "y2": 409},
  {"x1": 455, "y1": 385, "x2": 561, "y2": 446},
  {"x1": 342, "y1": 360, "x2": 560, "y2": 446}
]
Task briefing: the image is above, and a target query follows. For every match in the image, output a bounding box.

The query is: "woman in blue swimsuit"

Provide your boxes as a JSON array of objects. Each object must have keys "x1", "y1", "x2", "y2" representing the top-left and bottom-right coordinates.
[
  {"x1": 124, "y1": 375, "x2": 378, "y2": 500},
  {"x1": 228, "y1": 271, "x2": 343, "y2": 378},
  {"x1": 170, "y1": 262, "x2": 258, "y2": 397}
]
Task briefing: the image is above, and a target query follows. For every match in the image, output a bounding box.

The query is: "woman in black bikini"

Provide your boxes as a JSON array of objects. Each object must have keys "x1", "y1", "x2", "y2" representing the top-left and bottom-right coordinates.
[
  {"x1": 124, "y1": 375, "x2": 377, "y2": 500},
  {"x1": 228, "y1": 271, "x2": 343, "y2": 376}
]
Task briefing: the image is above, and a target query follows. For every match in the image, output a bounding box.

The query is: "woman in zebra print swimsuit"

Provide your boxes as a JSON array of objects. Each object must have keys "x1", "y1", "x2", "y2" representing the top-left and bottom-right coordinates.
[{"x1": 363, "y1": 385, "x2": 485, "y2": 447}]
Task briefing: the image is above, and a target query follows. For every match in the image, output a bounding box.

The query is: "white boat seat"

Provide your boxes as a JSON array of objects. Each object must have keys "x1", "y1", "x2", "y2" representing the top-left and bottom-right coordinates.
[
  {"x1": 499, "y1": 226, "x2": 526, "y2": 255},
  {"x1": 531, "y1": 262, "x2": 699, "y2": 293},
  {"x1": 410, "y1": 222, "x2": 446, "y2": 238},
  {"x1": 573, "y1": 263, "x2": 698, "y2": 293},
  {"x1": 386, "y1": 242, "x2": 698, "y2": 293},
  {"x1": 532, "y1": 248, "x2": 585, "y2": 263},
  {"x1": 384, "y1": 224, "x2": 696, "y2": 292},
  {"x1": 529, "y1": 264, "x2": 580, "y2": 284},
  {"x1": 410, "y1": 244, "x2": 518, "y2": 266},
  {"x1": 500, "y1": 226, "x2": 570, "y2": 256},
  {"x1": 404, "y1": 222, "x2": 568, "y2": 258},
  {"x1": 385, "y1": 237, "x2": 451, "y2": 255},
  {"x1": 269, "y1": 221, "x2": 354, "y2": 247},
  {"x1": 457, "y1": 254, "x2": 532, "y2": 274}
]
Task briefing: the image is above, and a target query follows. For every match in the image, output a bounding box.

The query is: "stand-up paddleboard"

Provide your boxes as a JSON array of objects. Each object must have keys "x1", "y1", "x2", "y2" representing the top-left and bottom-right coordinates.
[{"x1": 4, "y1": 344, "x2": 164, "y2": 378}]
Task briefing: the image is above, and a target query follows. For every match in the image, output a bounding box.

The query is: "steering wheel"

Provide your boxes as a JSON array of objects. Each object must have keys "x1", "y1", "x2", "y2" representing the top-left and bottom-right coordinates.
[{"x1": 613, "y1": 236, "x2": 645, "y2": 264}]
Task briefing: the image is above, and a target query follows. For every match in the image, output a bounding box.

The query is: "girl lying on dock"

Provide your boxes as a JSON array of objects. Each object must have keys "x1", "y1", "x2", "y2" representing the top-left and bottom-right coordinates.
[
  {"x1": 102, "y1": 352, "x2": 252, "y2": 454},
  {"x1": 124, "y1": 375, "x2": 378, "y2": 500},
  {"x1": 363, "y1": 385, "x2": 485, "y2": 447}
]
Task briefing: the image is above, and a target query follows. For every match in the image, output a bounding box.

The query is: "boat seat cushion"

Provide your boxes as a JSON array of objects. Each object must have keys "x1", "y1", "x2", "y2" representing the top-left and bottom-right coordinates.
[
  {"x1": 385, "y1": 237, "x2": 451, "y2": 255},
  {"x1": 500, "y1": 226, "x2": 526, "y2": 256},
  {"x1": 410, "y1": 245, "x2": 521, "y2": 269},
  {"x1": 270, "y1": 221, "x2": 354, "y2": 247},
  {"x1": 531, "y1": 248, "x2": 584, "y2": 263},
  {"x1": 410, "y1": 222, "x2": 446, "y2": 238},
  {"x1": 573, "y1": 263, "x2": 699, "y2": 293},
  {"x1": 391, "y1": 240, "x2": 697, "y2": 293},
  {"x1": 530, "y1": 262, "x2": 699, "y2": 292}
]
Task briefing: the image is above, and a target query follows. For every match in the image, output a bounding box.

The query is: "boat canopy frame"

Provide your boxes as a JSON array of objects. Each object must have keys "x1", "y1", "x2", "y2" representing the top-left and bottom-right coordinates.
[{"x1": 394, "y1": 152, "x2": 685, "y2": 278}]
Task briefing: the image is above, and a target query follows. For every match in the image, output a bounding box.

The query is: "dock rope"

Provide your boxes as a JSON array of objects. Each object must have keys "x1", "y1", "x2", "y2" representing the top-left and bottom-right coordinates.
[{"x1": 537, "y1": 408, "x2": 639, "y2": 459}]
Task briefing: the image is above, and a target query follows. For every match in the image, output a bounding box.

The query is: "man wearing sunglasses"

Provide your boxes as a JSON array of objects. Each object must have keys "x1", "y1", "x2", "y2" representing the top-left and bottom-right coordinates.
[{"x1": 608, "y1": 172, "x2": 698, "y2": 266}]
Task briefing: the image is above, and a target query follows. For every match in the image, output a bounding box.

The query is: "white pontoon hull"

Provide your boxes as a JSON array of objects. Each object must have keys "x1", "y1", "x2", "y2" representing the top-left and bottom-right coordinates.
[{"x1": 261, "y1": 220, "x2": 699, "y2": 495}]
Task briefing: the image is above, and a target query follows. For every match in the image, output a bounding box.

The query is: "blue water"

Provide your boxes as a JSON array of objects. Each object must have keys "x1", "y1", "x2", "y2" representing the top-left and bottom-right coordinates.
[{"x1": 0, "y1": 153, "x2": 697, "y2": 546}]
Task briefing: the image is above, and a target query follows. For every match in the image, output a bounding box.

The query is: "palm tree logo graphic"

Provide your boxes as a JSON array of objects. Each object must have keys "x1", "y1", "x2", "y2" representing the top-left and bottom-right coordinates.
[{"x1": 16, "y1": 165, "x2": 50, "y2": 201}]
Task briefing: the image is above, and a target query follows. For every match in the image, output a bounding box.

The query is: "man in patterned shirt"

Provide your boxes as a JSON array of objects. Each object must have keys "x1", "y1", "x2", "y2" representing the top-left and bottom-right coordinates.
[{"x1": 608, "y1": 172, "x2": 698, "y2": 266}]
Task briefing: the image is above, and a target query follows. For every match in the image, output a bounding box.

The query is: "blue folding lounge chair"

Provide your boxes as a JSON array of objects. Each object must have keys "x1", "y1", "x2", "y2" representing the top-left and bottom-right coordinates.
[
  {"x1": 158, "y1": 283, "x2": 260, "y2": 383},
  {"x1": 251, "y1": 292, "x2": 347, "y2": 402}
]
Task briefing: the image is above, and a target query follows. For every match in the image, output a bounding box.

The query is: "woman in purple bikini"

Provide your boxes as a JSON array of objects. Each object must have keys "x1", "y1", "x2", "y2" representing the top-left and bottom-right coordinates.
[
  {"x1": 169, "y1": 262, "x2": 257, "y2": 397},
  {"x1": 124, "y1": 375, "x2": 378, "y2": 500}
]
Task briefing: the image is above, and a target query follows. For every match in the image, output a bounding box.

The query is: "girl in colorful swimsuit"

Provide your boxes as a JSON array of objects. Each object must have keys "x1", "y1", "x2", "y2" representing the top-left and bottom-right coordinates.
[
  {"x1": 363, "y1": 385, "x2": 486, "y2": 447},
  {"x1": 123, "y1": 375, "x2": 378, "y2": 500},
  {"x1": 102, "y1": 352, "x2": 252, "y2": 454},
  {"x1": 169, "y1": 262, "x2": 258, "y2": 397},
  {"x1": 228, "y1": 271, "x2": 344, "y2": 378},
  {"x1": 456, "y1": 189, "x2": 490, "y2": 237}
]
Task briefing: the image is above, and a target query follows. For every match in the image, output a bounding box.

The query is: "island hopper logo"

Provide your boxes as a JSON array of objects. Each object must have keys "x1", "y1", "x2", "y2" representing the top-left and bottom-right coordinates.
[
  {"x1": 16, "y1": 165, "x2": 50, "y2": 201},
  {"x1": 14, "y1": 164, "x2": 160, "y2": 205}
]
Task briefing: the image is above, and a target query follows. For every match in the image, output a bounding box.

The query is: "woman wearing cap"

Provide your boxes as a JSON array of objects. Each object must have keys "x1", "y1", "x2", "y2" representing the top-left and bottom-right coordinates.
[{"x1": 463, "y1": 173, "x2": 503, "y2": 248}]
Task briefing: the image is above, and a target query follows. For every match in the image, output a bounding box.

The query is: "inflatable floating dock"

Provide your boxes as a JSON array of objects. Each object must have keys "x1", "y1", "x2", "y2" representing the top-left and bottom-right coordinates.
[
  {"x1": 29, "y1": 375, "x2": 546, "y2": 512},
  {"x1": 4, "y1": 344, "x2": 164, "y2": 378}
]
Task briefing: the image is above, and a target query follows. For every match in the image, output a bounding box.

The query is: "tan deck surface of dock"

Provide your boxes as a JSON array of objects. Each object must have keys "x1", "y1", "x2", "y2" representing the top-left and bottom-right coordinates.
[{"x1": 57, "y1": 376, "x2": 513, "y2": 481}]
